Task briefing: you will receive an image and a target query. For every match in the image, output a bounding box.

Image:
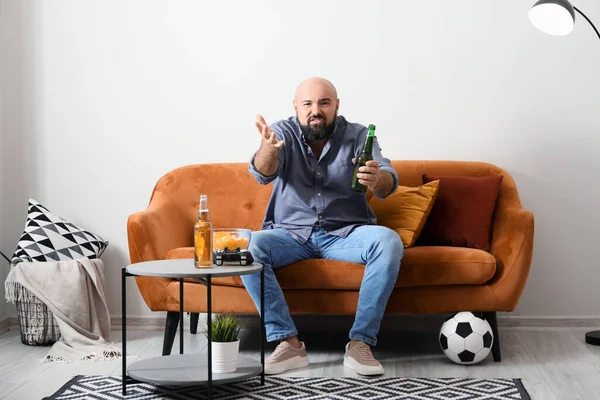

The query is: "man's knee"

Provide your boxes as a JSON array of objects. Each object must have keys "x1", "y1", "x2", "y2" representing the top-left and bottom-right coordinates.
[
  {"x1": 383, "y1": 228, "x2": 404, "y2": 258},
  {"x1": 249, "y1": 230, "x2": 269, "y2": 251},
  {"x1": 249, "y1": 229, "x2": 296, "y2": 265},
  {"x1": 249, "y1": 230, "x2": 272, "y2": 264},
  {"x1": 370, "y1": 226, "x2": 404, "y2": 267},
  {"x1": 385, "y1": 231, "x2": 403, "y2": 269}
]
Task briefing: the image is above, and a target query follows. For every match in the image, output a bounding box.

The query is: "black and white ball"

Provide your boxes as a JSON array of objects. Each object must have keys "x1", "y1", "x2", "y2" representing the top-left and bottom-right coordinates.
[{"x1": 439, "y1": 312, "x2": 494, "y2": 365}]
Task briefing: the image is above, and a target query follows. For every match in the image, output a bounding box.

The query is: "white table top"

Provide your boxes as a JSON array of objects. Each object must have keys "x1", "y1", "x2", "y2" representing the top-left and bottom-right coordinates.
[{"x1": 125, "y1": 258, "x2": 263, "y2": 278}]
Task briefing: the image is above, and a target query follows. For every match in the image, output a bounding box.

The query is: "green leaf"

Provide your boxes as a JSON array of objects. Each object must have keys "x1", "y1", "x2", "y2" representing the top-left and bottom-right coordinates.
[{"x1": 201, "y1": 314, "x2": 246, "y2": 342}]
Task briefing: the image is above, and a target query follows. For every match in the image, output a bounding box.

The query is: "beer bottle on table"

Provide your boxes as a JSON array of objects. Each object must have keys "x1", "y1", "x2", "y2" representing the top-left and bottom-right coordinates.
[
  {"x1": 194, "y1": 194, "x2": 213, "y2": 268},
  {"x1": 350, "y1": 124, "x2": 376, "y2": 193}
]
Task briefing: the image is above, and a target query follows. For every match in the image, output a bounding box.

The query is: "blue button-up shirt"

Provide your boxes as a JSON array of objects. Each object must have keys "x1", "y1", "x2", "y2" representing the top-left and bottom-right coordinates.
[{"x1": 248, "y1": 115, "x2": 398, "y2": 243}]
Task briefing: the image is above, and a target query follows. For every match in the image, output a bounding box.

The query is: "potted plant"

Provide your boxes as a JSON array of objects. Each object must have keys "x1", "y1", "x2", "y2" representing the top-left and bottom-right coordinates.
[{"x1": 202, "y1": 314, "x2": 245, "y2": 373}]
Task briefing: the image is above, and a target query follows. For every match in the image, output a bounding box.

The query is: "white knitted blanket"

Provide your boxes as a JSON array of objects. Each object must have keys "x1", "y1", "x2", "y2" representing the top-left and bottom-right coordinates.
[{"x1": 4, "y1": 258, "x2": 122, "y2": 363}]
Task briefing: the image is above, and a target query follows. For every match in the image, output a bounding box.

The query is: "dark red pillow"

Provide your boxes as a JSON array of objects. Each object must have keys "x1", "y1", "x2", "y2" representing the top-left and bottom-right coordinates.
[{"x1": 416, "y1": 174, "x2": 503, "y2": 250}]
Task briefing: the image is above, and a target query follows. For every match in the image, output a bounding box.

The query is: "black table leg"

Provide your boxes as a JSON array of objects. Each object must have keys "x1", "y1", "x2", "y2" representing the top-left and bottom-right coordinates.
[
  {"x1": 122, "y1": 268, "x2": 127, "y2": 396},
  {"x1": 260, "y1": 268, "x2": 265, "y2": 385},
  {"x1": 180, "y1": 278, "x2": 184, "y2": 354},
  {"x1": 208, "y1": 275, "x2": 212, "y2": 399}
]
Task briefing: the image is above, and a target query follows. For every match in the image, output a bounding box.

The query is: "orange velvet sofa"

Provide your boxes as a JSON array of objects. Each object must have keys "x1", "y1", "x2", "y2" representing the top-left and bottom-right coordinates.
[{"x1": 127, "y1": 160, "x2": 534, "y2": 360}]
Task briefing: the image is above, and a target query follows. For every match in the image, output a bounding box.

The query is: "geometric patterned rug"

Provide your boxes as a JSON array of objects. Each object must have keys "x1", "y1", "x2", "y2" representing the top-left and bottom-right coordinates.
[{"x1": 43, "y1": 375, "x2": 531, "y2": 400}]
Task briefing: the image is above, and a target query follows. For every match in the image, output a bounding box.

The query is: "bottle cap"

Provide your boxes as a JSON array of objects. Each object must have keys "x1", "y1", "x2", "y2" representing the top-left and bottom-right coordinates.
[{"x1": 368, "y1": 124, "x2": 376, "y2": 130}]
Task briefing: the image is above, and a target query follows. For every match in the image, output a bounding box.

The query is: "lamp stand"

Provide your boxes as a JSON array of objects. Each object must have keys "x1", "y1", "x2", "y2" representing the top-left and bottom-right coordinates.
[
  {"x1": 574, "y1": 6, "x2": 600, "y2": 347},
  {"x1": 586, "y1": 331, "x2": 600, "y2": 346},
  {"x1": 0, "y1": 250, "x2": 10, "y2": 264},
  {"x1": 574, "y1": 7, "x2": 600, "y2": 40}
]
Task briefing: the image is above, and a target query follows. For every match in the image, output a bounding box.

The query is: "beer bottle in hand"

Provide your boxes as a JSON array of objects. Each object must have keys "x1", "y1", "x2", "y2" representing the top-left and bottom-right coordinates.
[
  {"x1": 350, "y1": 124, "x2": 376, "y2": 193},
  {"x1": 194, "y1": 194, "x2": 213, "y2": 268}
]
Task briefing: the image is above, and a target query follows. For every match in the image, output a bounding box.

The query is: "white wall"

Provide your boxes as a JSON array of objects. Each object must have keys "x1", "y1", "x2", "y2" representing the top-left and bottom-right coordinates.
[
  {"x1": 1, "y1": 0, "x2": 39, "y2": 323},
  {"x1": 0, "y1": 84, "x2": 5, "y2": 323},
  {"x1": 0, "y1": 124, "x2": 5, "y2": 324},
  {"x1": 0, "y1": 3, "x2": 5, "y2": 322},
  {"x1": 0, "y1": 0, "x2": 11, "y2": 323},
  {"x1": 1, "y1": 0, "x2": 599, "y2": 321}
]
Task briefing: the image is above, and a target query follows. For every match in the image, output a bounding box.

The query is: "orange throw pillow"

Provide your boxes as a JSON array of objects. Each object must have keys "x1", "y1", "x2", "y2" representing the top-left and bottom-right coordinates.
[
  {"x1": 369, "y1": 180, "x2": 440, "y2": 248},
  {"x1": 417, "y1": 174, "x2": 503, "y2": 250}
]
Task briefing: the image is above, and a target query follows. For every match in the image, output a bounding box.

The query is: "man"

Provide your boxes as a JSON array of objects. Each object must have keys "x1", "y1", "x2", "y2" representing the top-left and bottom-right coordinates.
[{"x1": 241, "y1": 77, "x2": 403, "y2": 376}]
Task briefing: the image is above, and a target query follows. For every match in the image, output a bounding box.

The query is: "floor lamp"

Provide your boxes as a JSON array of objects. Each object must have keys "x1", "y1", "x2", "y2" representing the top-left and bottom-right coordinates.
[{"x1": 528, "y1": 0, "x2": 600, "y2": 346}]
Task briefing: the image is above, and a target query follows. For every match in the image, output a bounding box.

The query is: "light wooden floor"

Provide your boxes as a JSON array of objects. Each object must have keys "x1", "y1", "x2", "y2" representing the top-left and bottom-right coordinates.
[{"x1": 1, "y1": 326, "x2": 599, "y2": 400}]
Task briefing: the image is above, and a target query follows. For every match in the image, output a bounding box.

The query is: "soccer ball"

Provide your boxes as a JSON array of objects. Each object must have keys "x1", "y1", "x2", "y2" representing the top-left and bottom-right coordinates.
[{"x1": 439, "y1": 312, "x2": 494, "y2": 365}]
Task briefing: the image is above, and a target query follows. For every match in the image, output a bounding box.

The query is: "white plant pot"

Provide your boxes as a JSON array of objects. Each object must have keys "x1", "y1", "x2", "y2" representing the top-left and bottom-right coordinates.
[{"x1": 211, "y1": 339, "x2": 240, "y2": 373}]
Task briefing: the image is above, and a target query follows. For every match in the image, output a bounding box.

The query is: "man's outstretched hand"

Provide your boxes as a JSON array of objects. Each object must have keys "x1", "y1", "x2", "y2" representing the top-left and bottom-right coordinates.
[{"x1": 256, "y1": 114, "x2": 283, "y2": 151}]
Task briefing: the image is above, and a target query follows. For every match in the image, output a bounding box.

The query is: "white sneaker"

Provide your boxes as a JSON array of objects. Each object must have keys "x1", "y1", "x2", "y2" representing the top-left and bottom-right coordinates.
[
  {"x1": 264, "y1": 341, "x2": 309, "y2": 375},
  {"x1": 343, "y1": 341, "x2": 384, "y2": 376}
]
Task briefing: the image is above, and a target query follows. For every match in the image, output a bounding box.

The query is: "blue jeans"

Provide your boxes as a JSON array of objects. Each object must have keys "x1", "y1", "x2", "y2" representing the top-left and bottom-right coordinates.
[{"x1": 240, "y1": 225, "x2": 404, "y2": 346}]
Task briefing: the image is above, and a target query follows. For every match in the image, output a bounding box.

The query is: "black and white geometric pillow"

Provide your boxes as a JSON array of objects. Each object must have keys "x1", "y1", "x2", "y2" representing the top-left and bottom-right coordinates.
[{"x1": 11, "y1": 198, "x2": 109, "y2": 266}]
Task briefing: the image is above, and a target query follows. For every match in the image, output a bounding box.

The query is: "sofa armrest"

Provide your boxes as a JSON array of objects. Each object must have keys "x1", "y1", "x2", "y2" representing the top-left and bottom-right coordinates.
[
  {"x1": 127, "y1": 195, "x2": 193, "y2": 264},
  {"x1": 488, "y1": 208, "x2": 535, "y2": 310},
  {"x1": 127, "y1": 195, "x2": 195, "y2": 311}
]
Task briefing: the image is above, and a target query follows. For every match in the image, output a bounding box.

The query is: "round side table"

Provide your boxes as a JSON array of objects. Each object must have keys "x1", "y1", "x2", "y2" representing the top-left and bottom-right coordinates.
[{"x1": 120, "y1": 259, "x2": 265, "y2": 399}]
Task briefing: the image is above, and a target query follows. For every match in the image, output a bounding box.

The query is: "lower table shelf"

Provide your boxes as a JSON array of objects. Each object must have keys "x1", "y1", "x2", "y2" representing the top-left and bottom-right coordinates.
[{"x1": 128, "y1": 354, "x2": 263, "y2": 386}]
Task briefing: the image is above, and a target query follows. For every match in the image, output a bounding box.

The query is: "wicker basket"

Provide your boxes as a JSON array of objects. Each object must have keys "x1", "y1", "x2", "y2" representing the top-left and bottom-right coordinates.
[{"x1": 15, "y1": 285, "x2": 61, "y2": 346}]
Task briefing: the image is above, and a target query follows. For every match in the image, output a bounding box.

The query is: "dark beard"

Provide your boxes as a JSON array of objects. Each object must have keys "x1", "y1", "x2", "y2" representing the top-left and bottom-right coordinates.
[{"x1": 299, "y1": 116, "x2": 336, "y2": 141}]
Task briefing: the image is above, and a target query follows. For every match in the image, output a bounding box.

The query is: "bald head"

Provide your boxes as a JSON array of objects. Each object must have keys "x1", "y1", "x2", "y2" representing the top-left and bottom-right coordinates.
[
  {"x1": 293, "y1": 77, "x2": 340, "y2": 142},
  {"x1": 294, "y1": 77, "x2": 338, "y2": 102}
]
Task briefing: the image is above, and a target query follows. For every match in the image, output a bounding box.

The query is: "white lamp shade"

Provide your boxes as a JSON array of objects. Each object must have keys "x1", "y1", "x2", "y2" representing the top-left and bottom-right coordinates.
[{"x1": 529, "y1": 0, "x2": 576, "y2": 36}]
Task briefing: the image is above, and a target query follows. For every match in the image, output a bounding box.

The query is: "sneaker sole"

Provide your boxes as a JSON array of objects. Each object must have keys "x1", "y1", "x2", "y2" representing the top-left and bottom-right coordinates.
[
  {"x1": 264, "y1": 356, "x2": 309, "y2": 375},
  {"x1": 343, "y1": 356, "x2": 384, "y2": 376}
]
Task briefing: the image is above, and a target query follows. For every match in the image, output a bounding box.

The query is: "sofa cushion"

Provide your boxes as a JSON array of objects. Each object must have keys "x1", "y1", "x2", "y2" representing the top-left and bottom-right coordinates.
[
  {"x1": 11, "y1": 198, "x2": 108, "y2": 265},
  {"x1": 417, "y1": 175, "x2": 503, "y2": 251},
  {"x1": 275, "y1": 246, "x2": 496, "y2": 290},
  {"x1": 369, "y1": 180, "x2": 439, "y2": 248},
  {"x1": 164, "y1": 245, "x2": 496, "y2": 290}
]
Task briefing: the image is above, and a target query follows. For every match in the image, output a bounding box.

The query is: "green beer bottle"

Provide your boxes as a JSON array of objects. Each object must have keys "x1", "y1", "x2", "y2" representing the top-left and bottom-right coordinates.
[{"x1": 350, "y1": 124, "x2": 376, "y2": 193}]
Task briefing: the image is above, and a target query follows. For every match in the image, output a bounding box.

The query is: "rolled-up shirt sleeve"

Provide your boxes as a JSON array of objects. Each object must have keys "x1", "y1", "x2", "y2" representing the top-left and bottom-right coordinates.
[
  {"x1": 248, "y1": 127, "x2": 286, "y2": 185},
  {"x1": 372, "y1": 137, "x2": 398, "y2": 199}
]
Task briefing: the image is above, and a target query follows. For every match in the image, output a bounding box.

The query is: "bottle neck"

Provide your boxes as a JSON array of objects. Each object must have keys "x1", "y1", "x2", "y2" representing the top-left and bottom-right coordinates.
[
  {"x1": 198, "y1": 210, "x2": 210, "y2": 221},
  {"x1": 362, "y1": 136, "x2": 374, "y2": 154},
  {"x1": 198, "y1": 195, "x2": 209, "y2": 221}
]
